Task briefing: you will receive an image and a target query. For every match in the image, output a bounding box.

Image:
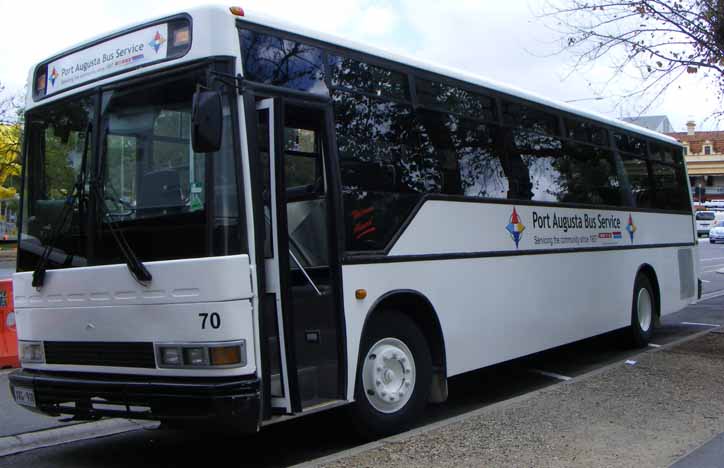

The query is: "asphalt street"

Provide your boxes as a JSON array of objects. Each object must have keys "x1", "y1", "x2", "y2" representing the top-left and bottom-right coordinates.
[
  {"x1": 697, "y1": 237, "x2": 724, "y2": 296},
  {"x1": 0, "y1": 243, "x2": 722, "y2": 467}
]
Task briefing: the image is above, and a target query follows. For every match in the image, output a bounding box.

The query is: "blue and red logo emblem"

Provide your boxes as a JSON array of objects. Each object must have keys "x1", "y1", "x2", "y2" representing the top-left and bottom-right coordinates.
[
  {"x1": 506, "y1": 207, "x2": 526, "y2": 248},
  {"x1": 148, "y1": 31, "x2": 166, "y2": 53},
  {"x1": 626, "y1": 214, "x2": 636, "y2": 243},
  {"x1": 49, "y1": 67, "x2": 59, "y2": 86}
]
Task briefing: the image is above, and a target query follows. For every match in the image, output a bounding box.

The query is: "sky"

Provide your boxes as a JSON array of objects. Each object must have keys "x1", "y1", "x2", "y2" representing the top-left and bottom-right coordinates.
[{"x1": 0, "y1": 0, "x2": 719, "y2": 131}]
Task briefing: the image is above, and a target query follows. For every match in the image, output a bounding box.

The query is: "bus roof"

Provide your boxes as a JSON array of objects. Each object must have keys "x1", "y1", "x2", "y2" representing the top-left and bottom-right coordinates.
[{"x1": 26, "y1": 5, "x2": 680, "y2": 146}]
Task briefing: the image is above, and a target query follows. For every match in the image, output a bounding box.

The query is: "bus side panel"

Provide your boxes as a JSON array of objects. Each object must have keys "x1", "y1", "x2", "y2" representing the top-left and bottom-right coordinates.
[{"x1": 341, "y1": 202, "x2": 696, "y2": 400}]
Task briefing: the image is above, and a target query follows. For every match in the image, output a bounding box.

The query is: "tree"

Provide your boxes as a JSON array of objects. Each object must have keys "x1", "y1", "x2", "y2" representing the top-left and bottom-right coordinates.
[
  {"x1": 542, "y1": 0, "x2": 724, "y2": 114},
  {"x1": 0, "y1": 81, "x2": 22, "y2": 200}
]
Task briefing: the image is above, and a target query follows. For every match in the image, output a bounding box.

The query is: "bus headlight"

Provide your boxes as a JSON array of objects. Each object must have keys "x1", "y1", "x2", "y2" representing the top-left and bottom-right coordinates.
[
  {"x1": 156, "y1": 341, "x2": 245, "y2": 368},
  {"x1": 183, "y1": 347, "x2": 207, "y2": 366},
  {"x1": 19, "y1": 341, "x2": 45, "y2": 363},
  {"x1": 160, "y1": 347, "x2": 182, "y2": 366}
]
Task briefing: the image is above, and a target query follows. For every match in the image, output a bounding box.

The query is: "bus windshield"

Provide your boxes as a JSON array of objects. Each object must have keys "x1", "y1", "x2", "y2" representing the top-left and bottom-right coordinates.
[{"x1": 18, "y1": 70, "x2": 243, "y2": 272}]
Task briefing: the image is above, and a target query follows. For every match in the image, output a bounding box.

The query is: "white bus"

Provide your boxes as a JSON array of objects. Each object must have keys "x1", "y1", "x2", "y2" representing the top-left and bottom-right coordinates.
[{"x1": 10, "y1": 6, "x2": 699, "y2": 435}]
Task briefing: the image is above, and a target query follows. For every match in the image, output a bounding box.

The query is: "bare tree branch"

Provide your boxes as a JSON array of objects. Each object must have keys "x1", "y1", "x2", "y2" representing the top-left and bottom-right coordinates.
[{"x1": 540, "y1": 0, "x2": 724, "y2": 118}]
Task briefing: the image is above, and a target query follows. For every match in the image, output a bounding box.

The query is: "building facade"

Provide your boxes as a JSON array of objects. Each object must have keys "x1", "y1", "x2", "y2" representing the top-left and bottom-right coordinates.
[{"x1": 666, "y1": 121, "x2": 724, "y2": 203}]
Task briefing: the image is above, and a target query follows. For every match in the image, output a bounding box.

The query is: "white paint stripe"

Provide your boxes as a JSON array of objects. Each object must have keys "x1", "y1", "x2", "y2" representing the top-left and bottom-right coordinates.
[
  {"x1": 648, "y1": 343, "x2": 662, "y2": 348},
  {"x1": 528, "y1": 369, "x2": 572, "y2": 381},
  {"x1": 701, "y1": 279, "x2": 712, "y2": 283},
  {"x1": 701, "y1": 256, "x2": 724, "y2": 262},
  {"x1": 701, "y1": 288, "x2": 724, "y2": 301},
  {"x1": 0, "y1": 419, "x2": 156, "y2": 457},
  {"x1": 681, "y1": 321, "x2": 722, "y2": 327}
]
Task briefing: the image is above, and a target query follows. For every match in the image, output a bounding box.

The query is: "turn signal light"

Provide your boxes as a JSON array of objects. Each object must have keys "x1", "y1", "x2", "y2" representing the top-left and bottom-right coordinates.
[
  {"x1": 355, "y1": 289, "x2": 367, "y2": 300},
  {"x1": 210, "y1": 345, "x2": 242, "y2": 366},
  {"x1": 229, "y1": 6, "x2": 245, "y2": 16}
]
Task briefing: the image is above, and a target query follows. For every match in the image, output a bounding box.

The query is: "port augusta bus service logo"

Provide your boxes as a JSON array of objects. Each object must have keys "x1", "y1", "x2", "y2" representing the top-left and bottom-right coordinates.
[
  {"x1": 626, "y1": 214, "x2": 637, "y2": 243},
  {"x1": 506, "y1": 207, "x2": 526, "y2": 248},
  {"x1": 148, "y1": 31, "x2": 166, "y2": 53}
]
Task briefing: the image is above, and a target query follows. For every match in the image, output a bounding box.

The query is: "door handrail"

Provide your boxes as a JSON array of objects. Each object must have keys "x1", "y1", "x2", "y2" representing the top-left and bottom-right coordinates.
[{"x1": 288, "y1": 248, "x2": 323, "y2": 296}]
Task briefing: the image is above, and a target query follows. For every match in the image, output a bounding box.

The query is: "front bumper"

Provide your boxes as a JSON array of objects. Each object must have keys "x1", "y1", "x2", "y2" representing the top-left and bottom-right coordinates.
[{"x1": 8, "y1": 369, "x2": 260, "y2": 431}]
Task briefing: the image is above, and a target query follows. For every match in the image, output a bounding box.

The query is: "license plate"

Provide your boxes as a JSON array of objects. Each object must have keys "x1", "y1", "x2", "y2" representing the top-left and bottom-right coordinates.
[{"x1": 13, "y1": 387, "x2": 36, "y2": 408}]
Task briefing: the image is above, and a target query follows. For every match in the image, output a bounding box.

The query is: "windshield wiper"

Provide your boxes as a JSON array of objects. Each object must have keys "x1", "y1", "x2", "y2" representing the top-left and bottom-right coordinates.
[
  {"x1": 32, "y1": 123, "x2": 152, "y2": 288},
  {"x1": 32, "y1": 124, "x2": 92, "y2": 289},
  {"x1": 91, "y1": 180, "x2": 152, "y2": 286}
]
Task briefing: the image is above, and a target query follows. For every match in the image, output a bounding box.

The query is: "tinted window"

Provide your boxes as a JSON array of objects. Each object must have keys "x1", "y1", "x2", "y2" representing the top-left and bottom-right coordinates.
[
  {"x1": 415, "y1": 109, "x2": 508, "y2": 198},
  {"x1": 650, "y1": 143, "x2": 677, "y2": 164},
  {"x1": 333, "y1": 91, "x2": 418, "y2": 251},
  {"x1": 510, "y1": 130, "x2": 563, "y2": 202},
  {"x1": 328, "y1": 55, "x2": 409, "y2": 101},
  {"x1": 614, "y1": 133, "x2": 646, "y2": 156},
  {"x1": 558, "y1": 143, "x2": 622, "y2": 205},
  {"x1": 565, "y1": 118, "x2": 609, "y2": 146},
  {"x1": 239, "y1": 29, "x2": 327, "y2": 95},
  {"x1": 505, "y1": 133, "x2": 622, "y2": 206},
  {"x1": 416, "y1": 79, "x2": 496, "y2": 122},
  {"x1": 651, "y1": 162, "x2": 690, "y2": 211},
  {"x1": 502, "y1": 101, "x2": 559, "y2": 137},
  {"x1": 620, "y1": 155, "x2": 654, "y2": 209}
]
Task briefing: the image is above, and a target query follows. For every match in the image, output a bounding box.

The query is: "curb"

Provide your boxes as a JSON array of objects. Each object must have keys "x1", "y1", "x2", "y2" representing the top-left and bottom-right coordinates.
[
  {"x1": 293, "y1": 326, "x2": 718, "y2": 468},
  {"x1": 0, "y1": 419, "x2": 157, "y2": 457}
]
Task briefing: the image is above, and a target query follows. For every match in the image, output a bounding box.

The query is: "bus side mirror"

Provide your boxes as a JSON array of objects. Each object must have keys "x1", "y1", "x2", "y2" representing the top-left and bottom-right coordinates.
[{"x1": 191, "y1": 90, "x2": 222, "y2": 153}]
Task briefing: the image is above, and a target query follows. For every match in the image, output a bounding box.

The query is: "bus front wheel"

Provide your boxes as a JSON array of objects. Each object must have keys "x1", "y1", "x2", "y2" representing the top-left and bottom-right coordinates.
[
  {"x1": 629, "y1": 274, "x2": 655, "y2": 347},
  {"x1": 351, "y1": 310, "x2": 432, "y2": 438}
]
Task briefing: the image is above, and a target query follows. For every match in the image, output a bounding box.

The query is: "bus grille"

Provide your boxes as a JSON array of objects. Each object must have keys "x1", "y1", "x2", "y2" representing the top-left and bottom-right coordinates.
[{"x1": 44, "y1": 342, "x2": 157, "y2": 369}]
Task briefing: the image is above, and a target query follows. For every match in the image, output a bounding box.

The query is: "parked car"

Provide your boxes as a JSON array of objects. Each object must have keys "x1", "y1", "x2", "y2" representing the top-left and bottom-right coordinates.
[
  {"x1": 710, "y1": 221, "x2": 724, "y2": 243},
  {"x1": 697, "y1": 211, "x2": 719, "y2": 237}
]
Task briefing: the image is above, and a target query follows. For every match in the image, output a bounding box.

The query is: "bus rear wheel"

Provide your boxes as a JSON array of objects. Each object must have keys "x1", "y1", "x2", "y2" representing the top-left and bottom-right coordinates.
[
  {"x1": 351, "y1": 310, "x2": 432, "y2": 438},
  {"x1": 628, "y1": 274, "x2": 655, "y2": 347}
]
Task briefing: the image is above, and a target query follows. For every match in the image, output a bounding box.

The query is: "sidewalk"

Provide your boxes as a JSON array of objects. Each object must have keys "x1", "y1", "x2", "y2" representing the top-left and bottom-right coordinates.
[{"x1": 318, "y1": 330, "x2": 724, "y2": 468}]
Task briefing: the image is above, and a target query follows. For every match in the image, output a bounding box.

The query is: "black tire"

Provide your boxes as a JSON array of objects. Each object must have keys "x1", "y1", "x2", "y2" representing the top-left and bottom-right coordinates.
[
  {"x1": 628, "y1": 274, "x2": 656, "y2": 347},
  {"x1": 350, "y1": 310, "x2": 432, "y2": 438},
  {"x1": 711, "y1": 240, "x2": 715, "y2": 244}
]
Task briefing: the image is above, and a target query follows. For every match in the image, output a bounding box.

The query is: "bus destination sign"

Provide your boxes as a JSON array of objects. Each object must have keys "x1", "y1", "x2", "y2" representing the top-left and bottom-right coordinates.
[{"x1": 45, "y1": 24, "x2": 169, "y2": 95}]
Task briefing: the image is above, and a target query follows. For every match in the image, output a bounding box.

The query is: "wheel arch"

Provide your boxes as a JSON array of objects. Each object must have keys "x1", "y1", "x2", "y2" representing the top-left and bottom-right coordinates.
[
  {"x1": 636, "y1": 263, "x2": 661, "y2": 319},
  {"x1": 360, "y1": 289, "x2": 448, "y2": 403}
]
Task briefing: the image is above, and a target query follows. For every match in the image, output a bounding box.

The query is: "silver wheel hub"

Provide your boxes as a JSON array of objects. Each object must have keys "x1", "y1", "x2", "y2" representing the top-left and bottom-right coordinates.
[
  {"x1": 637, "y1": 287, "x2": 653, "y2": 332},
  {"x1": 362, "y1": 337, "x2": 416, "y2": 414}
]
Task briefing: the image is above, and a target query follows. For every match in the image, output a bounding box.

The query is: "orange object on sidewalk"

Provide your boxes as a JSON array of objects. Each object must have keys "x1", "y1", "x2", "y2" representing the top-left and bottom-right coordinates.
[{"x1": 0, "y1": 278, "x2": 19, "y2": 369}]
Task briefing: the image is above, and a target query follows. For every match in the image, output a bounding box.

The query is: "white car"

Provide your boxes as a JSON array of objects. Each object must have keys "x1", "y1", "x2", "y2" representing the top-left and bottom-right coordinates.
[
  {"x1": 710, "y1": 221, "x2": 724, "y2": 243},
  {"x1": 697, "y1": 211, "x2": 717, "y2": 237}
]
